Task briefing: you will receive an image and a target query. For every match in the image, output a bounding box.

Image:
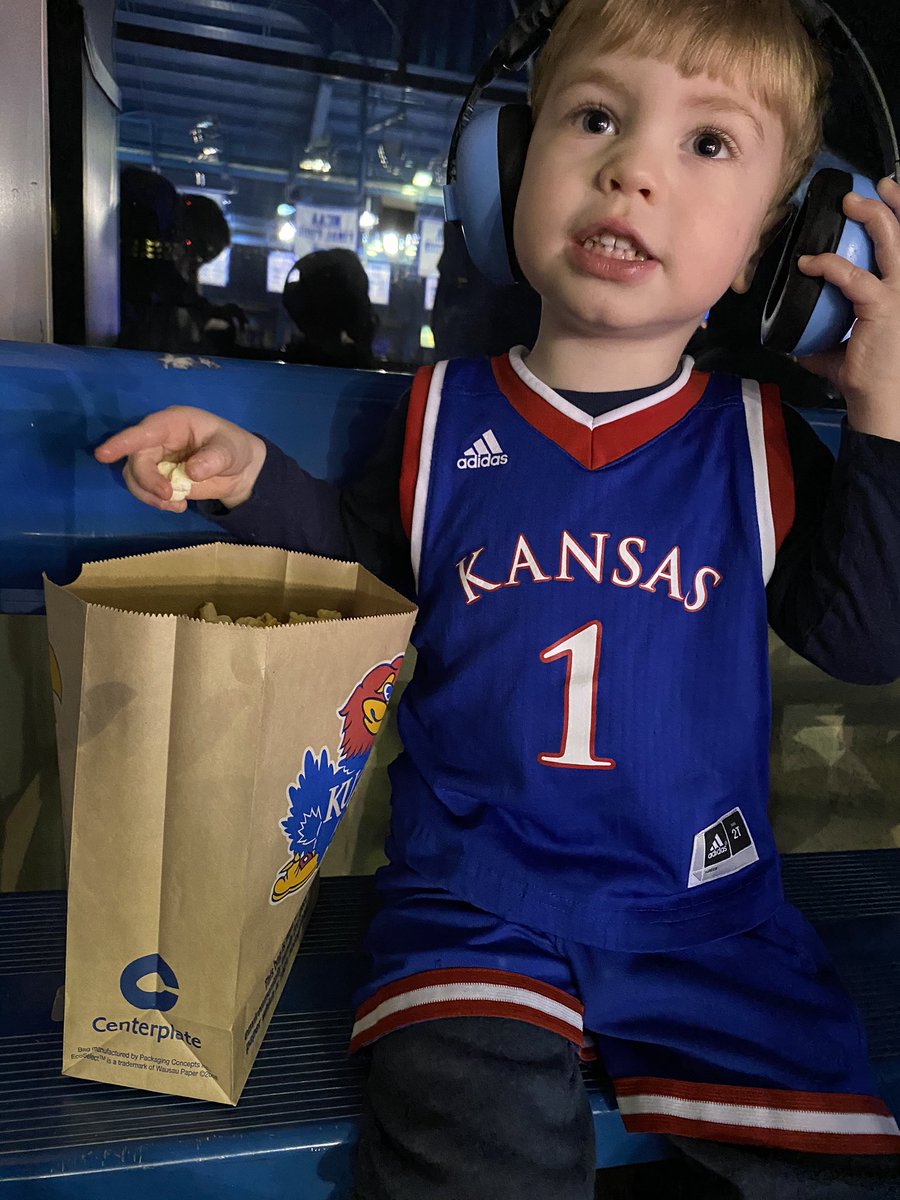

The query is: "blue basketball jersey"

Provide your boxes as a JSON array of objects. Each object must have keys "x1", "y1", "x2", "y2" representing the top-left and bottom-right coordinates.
[{"x1": 390, "y1": 347, "x2": 795, "y2": 952}]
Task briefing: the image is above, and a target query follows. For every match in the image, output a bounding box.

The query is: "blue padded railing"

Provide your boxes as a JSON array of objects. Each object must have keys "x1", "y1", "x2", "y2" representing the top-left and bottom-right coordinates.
[
  {"x1": 0, "y1": 339, "x2": 842, "y2": 613},
  {"x1": 0, "y1": 341, "x2": 409, "y2": 614}
]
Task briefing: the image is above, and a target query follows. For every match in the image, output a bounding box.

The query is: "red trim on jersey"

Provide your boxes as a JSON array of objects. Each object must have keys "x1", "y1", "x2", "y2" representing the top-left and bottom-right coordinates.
[
  {"x1": 490, "y1": 352, "x2": 710, "y2": 470},
  {"x1": 759, "y1": 382, "x2": 796, "y2": 551},
  {"x1": 399, "y1": 364, "x2": 435, "y2": 540},
  {"x1": 350, "y1": 1000, "x2": 582, "y2": 1054},
  {"x1": 620, "y1": 1113, "x2": 900, "y2": 1155},
  {"x1": 349, "y1": 967, "x2": 584, "y2": 1054},
  {"x1": 354, "y1": 967, "x2": 583, "y2": 1019},
  {"x1": 614, "y1": 1075, "x2": 900, "y2": 1155},
  {"x1": 615, "y1": 1076, "x2": 896, "y2": 1114}
]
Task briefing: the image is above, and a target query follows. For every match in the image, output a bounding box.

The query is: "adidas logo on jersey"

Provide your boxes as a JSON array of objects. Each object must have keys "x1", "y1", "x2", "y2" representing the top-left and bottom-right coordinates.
[
  {"x1": 706, "y1": 833, "x2": 728, "y2": 860},
  {"x1": 457, "y1": 429, "x2": 508, "y2": 469}
]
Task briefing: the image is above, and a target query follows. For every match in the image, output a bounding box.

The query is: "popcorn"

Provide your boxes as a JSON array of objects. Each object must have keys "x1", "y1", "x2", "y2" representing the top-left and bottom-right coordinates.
[
  {"x1": 196, "y1": 601, "x2": 233, "y2": 624},
  {"x1": 157, "y1": 459, "x2": 192, "y2": 501},
  {"x1": 195, "y1": 602, "x2": 343, "y2": 626}
]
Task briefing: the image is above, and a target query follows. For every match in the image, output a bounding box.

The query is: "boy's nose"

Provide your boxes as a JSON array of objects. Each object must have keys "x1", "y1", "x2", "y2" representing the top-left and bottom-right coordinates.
[{"x1": 593, "y1": 150, "x2": 658, "y2": 201}]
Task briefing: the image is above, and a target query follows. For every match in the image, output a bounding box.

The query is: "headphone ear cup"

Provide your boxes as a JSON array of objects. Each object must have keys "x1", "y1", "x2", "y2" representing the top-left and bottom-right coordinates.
[
  {"x1": 761, "y1": 168, "x2": 854, "y2": 355},
  {"x1": 496, "y1": 104, "x2": 534, "y2": 283},
  {"x1": 453, "y1": 103, "x2": 532, "y2": 285}
]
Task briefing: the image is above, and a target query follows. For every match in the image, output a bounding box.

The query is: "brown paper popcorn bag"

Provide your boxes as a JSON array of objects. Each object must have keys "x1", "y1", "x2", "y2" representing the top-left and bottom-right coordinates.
[{"x1": 43, "y1": 543, "x2": 416, "y2": 1104}]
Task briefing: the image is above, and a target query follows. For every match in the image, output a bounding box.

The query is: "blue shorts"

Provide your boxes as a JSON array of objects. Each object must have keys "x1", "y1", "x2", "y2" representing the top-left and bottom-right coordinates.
[{"x1": 350, "y1": 863, "x2": 900, "y2": 1156}]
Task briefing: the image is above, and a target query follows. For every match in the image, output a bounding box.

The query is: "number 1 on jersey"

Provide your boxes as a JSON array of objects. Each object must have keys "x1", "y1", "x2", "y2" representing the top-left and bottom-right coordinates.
[{"x1": 538, "y1": 621, "x2": 616, "y2": 769}]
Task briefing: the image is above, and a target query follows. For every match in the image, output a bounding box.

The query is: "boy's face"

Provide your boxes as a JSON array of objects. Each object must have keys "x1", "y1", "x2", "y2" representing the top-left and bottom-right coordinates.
[{"x1": 514, "y1": 49, "x2": 787, "y2": 344}]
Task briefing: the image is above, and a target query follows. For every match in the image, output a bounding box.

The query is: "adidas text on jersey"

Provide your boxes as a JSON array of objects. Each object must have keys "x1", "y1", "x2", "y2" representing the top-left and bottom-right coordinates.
[{"x1": 457, "y1": 428, "x2": 508, "y2": 469}]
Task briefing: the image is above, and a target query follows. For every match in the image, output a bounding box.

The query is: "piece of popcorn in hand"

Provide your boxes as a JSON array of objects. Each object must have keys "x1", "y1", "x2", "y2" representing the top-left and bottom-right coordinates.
[{"x1": 158, "y1": 459, "x2": 192, "y2": 501}]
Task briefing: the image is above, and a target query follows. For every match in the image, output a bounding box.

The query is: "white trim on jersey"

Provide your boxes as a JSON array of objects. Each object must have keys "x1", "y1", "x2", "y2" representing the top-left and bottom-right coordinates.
[
  {"x1": 410, "y1": 359, "x2": 449, "y2": 587},
  {"x1": 351, "y1": 979, "x2": 584, "y2": 1041},
  {"x1": 616, "y1": 1090, "x2": 900, "y2": 1139},
  {"x1": 507, "y1": 345, "x2": 696, "y2": 430},
  {"x1": 741, "y1": 378, "x2": 776, "y2": 584}
]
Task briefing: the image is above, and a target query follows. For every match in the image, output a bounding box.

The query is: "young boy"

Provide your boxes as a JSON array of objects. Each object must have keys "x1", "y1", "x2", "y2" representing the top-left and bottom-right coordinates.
[{"x1": 97, "y1": 0, "x2": 900, "y2": 1194}]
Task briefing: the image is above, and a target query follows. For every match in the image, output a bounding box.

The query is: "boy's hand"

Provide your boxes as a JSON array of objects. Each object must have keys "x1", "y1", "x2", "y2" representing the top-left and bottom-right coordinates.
[
  {"x1": 796, "y1": 176, "x2": 900, "y2": 441},
  {"x1": 94, "y1": 406, "x2": 267, "y2": 512}
]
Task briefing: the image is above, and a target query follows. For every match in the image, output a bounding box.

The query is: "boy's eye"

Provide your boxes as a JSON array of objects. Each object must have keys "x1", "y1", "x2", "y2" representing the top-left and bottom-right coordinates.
[
  {"x1": 578, "y1": 106, "x2": 616, "y2": 136},
  {"x1": 692, "y1": 129, "x2": 737, "y2": 159}
]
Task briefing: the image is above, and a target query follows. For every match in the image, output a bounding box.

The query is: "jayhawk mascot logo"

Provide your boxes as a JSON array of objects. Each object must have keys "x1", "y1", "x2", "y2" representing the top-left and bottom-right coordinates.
[{"x1": 270, "y1": 655, "x2": 403, "y2": 903}]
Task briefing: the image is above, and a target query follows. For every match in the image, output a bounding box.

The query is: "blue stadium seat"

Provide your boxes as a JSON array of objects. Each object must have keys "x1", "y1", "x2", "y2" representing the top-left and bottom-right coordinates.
[{"x1": 1, "y1": 856, "x2": 899, "y2": 1197}]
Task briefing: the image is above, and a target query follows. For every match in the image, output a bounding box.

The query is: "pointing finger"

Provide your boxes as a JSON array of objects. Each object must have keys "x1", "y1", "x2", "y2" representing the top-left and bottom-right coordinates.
[{"x1": 94, "y1": 417, "x2": 168, "y2": 464}]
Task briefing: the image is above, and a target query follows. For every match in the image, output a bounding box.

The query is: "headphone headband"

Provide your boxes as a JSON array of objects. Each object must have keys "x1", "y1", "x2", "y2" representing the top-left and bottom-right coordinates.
[
  {"x1": 447, "y1": 0, "x2": 567, "y2": 183},
  {"x1": 792, "y1": 0, "x2": 900, "y2": 181}
]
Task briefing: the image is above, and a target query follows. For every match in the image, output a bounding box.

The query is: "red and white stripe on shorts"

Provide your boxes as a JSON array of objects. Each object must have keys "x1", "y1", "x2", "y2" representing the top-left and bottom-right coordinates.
[
  {"x1": 615, "y1": 1076, "x2": 900, "y2": 1155},
  {"x1": 349, "y1": 967, "x2": 584, "y2": 1054}
]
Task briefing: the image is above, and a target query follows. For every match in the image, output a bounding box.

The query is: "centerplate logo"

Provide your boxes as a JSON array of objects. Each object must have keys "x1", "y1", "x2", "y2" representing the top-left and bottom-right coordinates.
[{"x1": 119, "y1": 954, "x2": 180, "y2": 1012}]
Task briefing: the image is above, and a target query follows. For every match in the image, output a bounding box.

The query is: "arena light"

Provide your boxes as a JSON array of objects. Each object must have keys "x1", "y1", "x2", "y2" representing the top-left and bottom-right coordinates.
[
  {"x1": 278, "y1": 221, "x2": 297, "y2": 243},
  {"x1": 299, "y1": 134, "x2": 333, "y2": 175},
  {"x1": 276, "y1": 202, "x2": 296, "y2": 218},
  {"x1": 190, "y1": 118, "x2": 223, "y2": 165},
  {"x1": 382, "y1": 231, "x2": 400, "y2": 258},
  {"x1": 412, "y1": 169, "x2": 433, "y2": 189}
]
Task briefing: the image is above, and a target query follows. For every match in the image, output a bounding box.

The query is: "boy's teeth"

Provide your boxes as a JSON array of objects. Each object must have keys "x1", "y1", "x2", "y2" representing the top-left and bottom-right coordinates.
[{"x1": 581, "y1": 233, "x2": 648, "y2": 261}]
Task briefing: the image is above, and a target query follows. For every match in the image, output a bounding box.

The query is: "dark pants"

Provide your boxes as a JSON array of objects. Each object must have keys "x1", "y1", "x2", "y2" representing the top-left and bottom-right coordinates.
[{"x1": 352, "y1": 1018, "x2": 900, "y2": 1200}]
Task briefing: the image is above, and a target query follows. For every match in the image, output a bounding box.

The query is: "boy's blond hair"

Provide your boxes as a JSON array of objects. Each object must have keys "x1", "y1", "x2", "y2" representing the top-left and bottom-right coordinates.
[{"x1": 529, "y1": 0, "x2": 831, "y2": 209}]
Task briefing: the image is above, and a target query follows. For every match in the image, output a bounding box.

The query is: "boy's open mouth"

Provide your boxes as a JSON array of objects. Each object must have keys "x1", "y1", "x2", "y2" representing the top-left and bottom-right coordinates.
[
  {"x1": 574, "y1": 223, "x2": 655, "y2": 263},
  {"x1": 579, "y1": 234, "x2": 650, "y2": 262}
]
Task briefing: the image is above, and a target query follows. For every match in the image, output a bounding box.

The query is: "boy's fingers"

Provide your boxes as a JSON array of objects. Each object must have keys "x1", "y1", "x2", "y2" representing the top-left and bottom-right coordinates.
[
  {"x1": 93, "y1": 431, "x2": 133, "y2": 463},
  {"x1": 124, "y1": 455, "x2": 173, "y2": 502},
  {"x1": 184, "y1": 439, "x2": 234, "y2": 482},
  {"x1": 94, "y1": 413, "x2": 174, "y2": 463}
]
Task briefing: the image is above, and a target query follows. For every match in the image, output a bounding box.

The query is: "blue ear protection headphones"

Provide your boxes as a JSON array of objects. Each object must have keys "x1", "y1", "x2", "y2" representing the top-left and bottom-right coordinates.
[{"x1": 443, "y1": 0, "x2": 899, "y2": 357}]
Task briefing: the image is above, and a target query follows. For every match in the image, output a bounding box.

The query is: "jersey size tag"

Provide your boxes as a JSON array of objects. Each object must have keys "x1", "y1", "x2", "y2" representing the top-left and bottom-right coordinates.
[{"x1": 687, "y1": 807, "x2": 759, "y2": 888}]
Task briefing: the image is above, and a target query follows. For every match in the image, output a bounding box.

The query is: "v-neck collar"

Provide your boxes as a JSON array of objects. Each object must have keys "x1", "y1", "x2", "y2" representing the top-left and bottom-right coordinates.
[{"x1": 491, "y1": 345, "x2": 710, "y2": 470}]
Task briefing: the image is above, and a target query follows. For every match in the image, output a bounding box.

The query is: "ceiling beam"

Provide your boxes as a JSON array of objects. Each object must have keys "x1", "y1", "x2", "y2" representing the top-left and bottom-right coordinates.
[{"x1": 115, "y1": 20, "x2": 526, "y2": 102}]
